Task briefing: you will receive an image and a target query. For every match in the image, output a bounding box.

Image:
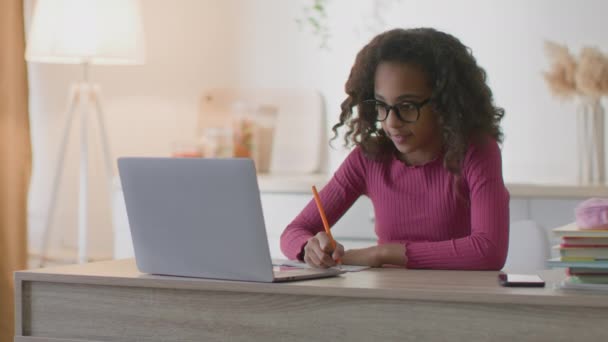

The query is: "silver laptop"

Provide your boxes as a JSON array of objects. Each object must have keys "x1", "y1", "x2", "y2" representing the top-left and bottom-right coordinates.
[{"x1": 117, "y1": 157, "x2": 344, "y2": 282}]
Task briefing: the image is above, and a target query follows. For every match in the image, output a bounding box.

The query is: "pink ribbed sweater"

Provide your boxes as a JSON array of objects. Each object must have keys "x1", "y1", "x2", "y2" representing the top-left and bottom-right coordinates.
[{"x1": 280, "y1": 139, "x2": 509, "y2": 270}]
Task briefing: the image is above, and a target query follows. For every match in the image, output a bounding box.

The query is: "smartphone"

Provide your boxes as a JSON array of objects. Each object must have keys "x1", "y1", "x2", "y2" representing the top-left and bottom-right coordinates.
[{"x1": 498, "y1": 272, "x2": 545, "y2": 287}]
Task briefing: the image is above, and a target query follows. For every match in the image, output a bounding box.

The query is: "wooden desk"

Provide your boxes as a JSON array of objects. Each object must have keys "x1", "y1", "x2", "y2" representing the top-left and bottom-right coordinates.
[{"x1": 14, "y1": 259, "x2": 608, "y2": 342}]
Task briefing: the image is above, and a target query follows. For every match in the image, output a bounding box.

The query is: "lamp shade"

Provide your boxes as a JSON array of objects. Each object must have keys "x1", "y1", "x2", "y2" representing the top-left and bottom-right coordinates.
[{"x1": 26, "y1": 0, "x2": 145, "y2": 65}]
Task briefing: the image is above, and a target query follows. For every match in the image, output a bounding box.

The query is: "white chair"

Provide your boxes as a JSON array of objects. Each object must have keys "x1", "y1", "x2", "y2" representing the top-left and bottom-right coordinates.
[{"x1": 503, "y1": 220, "x2": 550, "y2": 273}]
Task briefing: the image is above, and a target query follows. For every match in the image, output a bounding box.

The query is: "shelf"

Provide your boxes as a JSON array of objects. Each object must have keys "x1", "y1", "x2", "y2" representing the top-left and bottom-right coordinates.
[
  {"x1": 111, "y1": 173, "x2": 328, "y2": 194},
  {"x1": 258, "y1": 176, "x2": 608, "y2": 199},
  {"x1": 256, "y1": 173, "x2": 328, "y2": 193},
  {"x1": 505, "y1": 183, "x2": 608, "y2": 199},
  {"x1": 112, "y1": 175, "x2": 608, "y2": 199}
]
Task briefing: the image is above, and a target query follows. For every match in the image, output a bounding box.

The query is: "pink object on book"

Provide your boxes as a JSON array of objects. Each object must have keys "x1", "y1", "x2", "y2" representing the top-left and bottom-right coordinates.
[{"x1": 575, "y1": 198, "x2": 608, "y2": 230}]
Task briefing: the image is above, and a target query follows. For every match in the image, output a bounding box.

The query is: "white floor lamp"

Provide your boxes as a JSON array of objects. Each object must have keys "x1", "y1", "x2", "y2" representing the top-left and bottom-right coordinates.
[{"x1": 26, "y1": 0, "x2": 146, "y2": 265}]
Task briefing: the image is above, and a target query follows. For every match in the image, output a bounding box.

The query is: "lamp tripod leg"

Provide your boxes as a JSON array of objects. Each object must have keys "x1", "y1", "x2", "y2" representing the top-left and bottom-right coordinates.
[
  {"x1": 90, "y1": 87, "x2": 115, "y2": 261},
  {"x1": 38, "y1": 86, "x2": 80, "y2": 267},
  {"x1": 77, "y1": 84, "x2": 90, "y2": 264},
  {"x1": 91, "y1": 86, "x2": 114, "y2": 187}
]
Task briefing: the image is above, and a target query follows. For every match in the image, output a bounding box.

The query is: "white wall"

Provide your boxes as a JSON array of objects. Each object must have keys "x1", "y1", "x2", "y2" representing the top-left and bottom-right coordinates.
[
  {"x1": 236, "y1": 0, "x2": 608, "y2": 182},
  {"x1": 27, "y1": 0, "x2": 608, "y2": 259}
]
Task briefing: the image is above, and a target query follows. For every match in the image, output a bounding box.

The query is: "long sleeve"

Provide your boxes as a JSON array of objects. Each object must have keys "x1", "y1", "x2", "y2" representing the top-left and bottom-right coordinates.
[
  {"x1": 404, "y1": 140, "x2": 510, "y2": 270},
  {"x1": 280, "y1": 148, "x2": 368, "y2": 260}
]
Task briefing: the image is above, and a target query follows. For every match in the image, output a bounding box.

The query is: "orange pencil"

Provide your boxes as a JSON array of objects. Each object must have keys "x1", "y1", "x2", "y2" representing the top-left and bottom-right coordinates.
[{"x1": 312, "y1": 185, "x2": 340, "y2": 263}]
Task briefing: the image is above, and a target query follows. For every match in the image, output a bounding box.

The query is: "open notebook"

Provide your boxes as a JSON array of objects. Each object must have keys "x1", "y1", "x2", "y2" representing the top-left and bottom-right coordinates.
[{"x1": 273, "y1": 259, "x2": 370, "y2": 272}]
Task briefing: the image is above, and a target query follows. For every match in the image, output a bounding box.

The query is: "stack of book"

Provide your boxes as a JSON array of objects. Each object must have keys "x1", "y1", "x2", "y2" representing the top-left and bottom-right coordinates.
[{"x1": 547, "y1": 223, "x2": 608, "y2": 290}]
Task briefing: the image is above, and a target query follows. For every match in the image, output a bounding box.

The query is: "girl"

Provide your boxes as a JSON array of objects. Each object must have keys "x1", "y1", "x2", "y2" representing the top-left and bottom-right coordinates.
[{"x1": 280, "y1": 28, "x2": 509, "y2": 270}]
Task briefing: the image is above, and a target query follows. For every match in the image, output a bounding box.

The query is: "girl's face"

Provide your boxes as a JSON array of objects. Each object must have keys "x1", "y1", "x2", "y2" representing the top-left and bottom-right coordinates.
[{"x1": 374, "y1": 61, "x2": 442, "y2": 165}]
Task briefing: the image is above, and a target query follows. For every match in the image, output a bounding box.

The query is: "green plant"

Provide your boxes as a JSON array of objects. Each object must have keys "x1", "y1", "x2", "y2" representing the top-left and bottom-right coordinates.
[{"x1": 296, "y1": 0, "x2": 331, "y2": 50}]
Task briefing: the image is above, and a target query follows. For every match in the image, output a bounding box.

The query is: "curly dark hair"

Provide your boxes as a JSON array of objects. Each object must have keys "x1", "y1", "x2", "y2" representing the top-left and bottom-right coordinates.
[{"x1": 332, "y1": 28, "x2": 505, "y2": 175}]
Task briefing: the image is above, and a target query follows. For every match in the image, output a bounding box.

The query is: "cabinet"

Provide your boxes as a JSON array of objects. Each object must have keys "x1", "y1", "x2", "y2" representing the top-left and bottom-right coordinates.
[
  {"x1": 112, "y1": 179, "x2": 376, "y2": 260},
  {"x1": 113, "y1": 176, "x2": 608, "y2": 260}
]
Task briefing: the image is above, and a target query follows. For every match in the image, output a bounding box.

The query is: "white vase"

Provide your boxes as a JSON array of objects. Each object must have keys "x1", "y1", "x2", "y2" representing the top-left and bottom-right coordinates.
[{"x1": 576, "y1": 96, "x2": 605, "y2": 185}]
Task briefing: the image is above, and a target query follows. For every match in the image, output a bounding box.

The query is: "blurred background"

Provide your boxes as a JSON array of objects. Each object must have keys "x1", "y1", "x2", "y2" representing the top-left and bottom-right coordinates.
[
  {"x1": 23, "y1": 0, "x2": 608, "y2": 262},
  {"x1": 4, "y1": 1, "x2": 608, "y2": 339}
]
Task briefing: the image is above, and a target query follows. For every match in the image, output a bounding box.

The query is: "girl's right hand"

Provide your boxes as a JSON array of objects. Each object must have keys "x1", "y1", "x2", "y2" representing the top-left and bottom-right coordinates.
[{"x1": 303, "y1": 231, "x2": 344, "y2": 268}]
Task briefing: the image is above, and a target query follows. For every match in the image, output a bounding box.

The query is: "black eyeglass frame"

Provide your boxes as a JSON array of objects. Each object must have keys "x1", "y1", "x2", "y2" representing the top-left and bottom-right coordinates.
[{"x1": 361, "y1": 98, "x2": 432, "y2": 123}]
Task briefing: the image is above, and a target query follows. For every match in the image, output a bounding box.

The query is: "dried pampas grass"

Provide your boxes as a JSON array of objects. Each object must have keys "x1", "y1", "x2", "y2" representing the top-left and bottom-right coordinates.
[
  {"x1": 543, "y1": 41, "x2": 577, "y2": 99},
  {"x1": 575, "y1": 47, "x2": 608, "y2": 98},
  {"x1": 544, "y1": 41, "x2": 608, "y2": 100}
]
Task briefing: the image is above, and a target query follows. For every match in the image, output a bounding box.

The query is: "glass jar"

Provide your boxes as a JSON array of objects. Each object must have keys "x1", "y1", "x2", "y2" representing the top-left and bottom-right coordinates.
[
  {"x1": 253, "y1": 105, "x2": 278, "y2": 173},
  {"x1": 231, "y1": 101, "x2": 256, "y2": 158},
  {"x1": 171, "y1": 139, "x2": 202, "y2": 158},
  {"x1": 201, "y1": 127, "x2": 233, "y2": 158}
]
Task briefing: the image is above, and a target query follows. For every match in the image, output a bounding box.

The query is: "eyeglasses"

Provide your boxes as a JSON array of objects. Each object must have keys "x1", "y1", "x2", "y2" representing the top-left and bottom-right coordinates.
[{"x1": 361, "y1": 98, "x2": 431, "y2": 123}]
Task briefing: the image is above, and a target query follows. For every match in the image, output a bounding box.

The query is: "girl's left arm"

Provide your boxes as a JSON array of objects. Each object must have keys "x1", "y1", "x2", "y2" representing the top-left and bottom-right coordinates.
[
  {"x1": 386, "y1": 139, "x2": 509, "y2": 270},
  {"x1": 341, "y1": 244, "x2": 406, "y2": 267}
]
